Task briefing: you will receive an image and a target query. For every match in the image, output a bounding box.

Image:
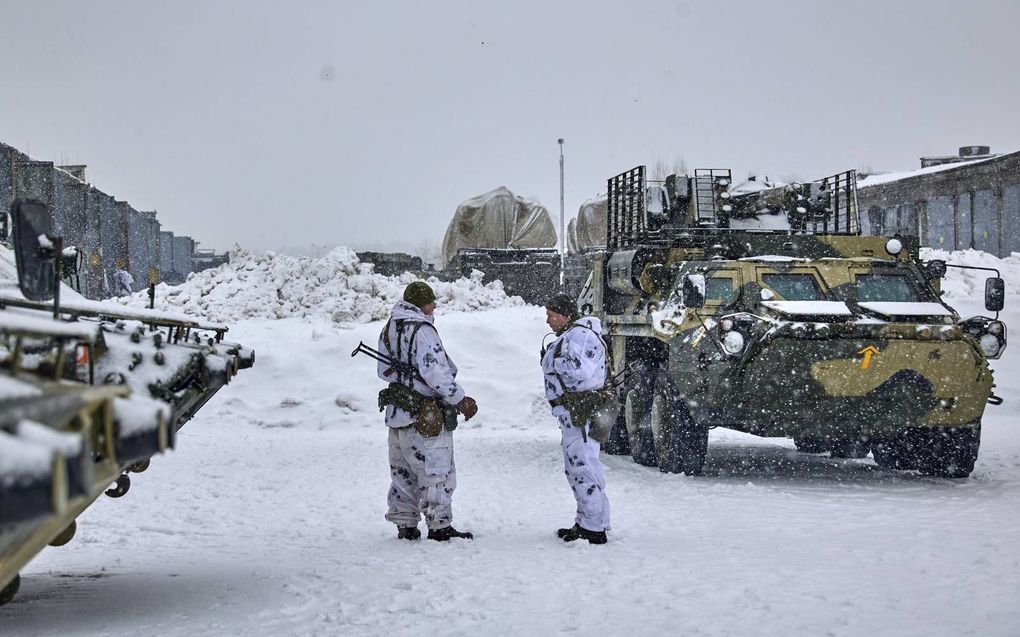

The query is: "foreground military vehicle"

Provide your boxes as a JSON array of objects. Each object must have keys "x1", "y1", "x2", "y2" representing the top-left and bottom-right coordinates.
[
  {"x1": 0, "y1": 200, "x2": 254, "y2": 605},
  {"x1": 584, "y1": 166, "x2": 1006, "y2": 478}
]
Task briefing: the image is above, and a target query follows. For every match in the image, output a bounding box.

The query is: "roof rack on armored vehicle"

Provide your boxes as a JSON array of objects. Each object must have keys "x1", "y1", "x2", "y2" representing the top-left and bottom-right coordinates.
[{"x1": 607, "y1": 165, "x2": 861, "y2": 250}]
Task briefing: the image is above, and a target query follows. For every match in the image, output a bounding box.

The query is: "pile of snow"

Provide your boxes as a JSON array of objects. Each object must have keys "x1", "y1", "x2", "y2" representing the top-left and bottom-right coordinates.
[
  {"x1": 114, "y1": 246, "x2": 525, "y2": 325},
  {"x1": 920, "y1": 248, "x2": 1020, "y2": 299}
]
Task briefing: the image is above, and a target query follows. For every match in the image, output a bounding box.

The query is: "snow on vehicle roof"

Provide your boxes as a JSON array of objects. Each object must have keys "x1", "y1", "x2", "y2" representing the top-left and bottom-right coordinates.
[
  {"x1": 738, "y1": 255, "x2": 808, "y2": 262},
  {"x1": 857, "y1": 302, "x2": 953, "y2": 317},
  {"x1": 0, "y1": 375, "x2": 43, "y2": 400},
  {"x1": 761, "y1": 300, "x2": 853, "y2": 316},
  {"x1": 0, "y1": 309, "x2": 100, "y2": 341},
  {"x1": 0, "y1": 429, "x2": 53, "y2": 484}
]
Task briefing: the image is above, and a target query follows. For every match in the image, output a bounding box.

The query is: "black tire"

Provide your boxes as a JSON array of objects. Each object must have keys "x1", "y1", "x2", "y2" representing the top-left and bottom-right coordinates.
[
  {"x1": 916, "y1": 424, "x2": 981, "y2": 478},
  {"x1": 623, "y1": 386, "x2": 657, "y2": 466},
  {"x1": 872, "y1": 432, "x2": 917, "y2": 470},
  {"x1": 650, "y1": 377, "x2": 708, "y2": 475},
  {"x1": 874, "y1": 423, "x2": 981, "y2": 478},
  {"x1": 0, "y1": 574, "x2": 19, "y2": 606}
]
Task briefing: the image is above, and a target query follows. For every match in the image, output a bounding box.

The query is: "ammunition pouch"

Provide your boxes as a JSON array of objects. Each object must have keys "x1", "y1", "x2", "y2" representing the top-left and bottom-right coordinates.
[
  {"x1": 378, "y1": 382, "x2": 455, "y2": 438},
  {"x1": 550, "y1": 388, "x2": 620, "y2": 445},
  {"x1": 378, "y1": 382, "x2": 424, "y2": 414}
]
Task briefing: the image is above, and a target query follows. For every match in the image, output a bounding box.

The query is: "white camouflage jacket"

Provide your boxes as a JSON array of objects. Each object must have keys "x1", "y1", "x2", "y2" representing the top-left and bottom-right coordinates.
[
  {"x1": 541, "y1": 316, "x2": 607, "y2": 425},
  {"x1": 377, "y1": 301, "x2": 465, "y2": 428}
]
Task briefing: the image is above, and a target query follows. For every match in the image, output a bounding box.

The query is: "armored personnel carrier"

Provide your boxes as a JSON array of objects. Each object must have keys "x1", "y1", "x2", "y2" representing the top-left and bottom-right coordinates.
[
  {"x1": 584, "y1": 166, "x2": 1006, "y2": 478},
  {"x1": 0, "y1": 200, "x2": 254, "y2": 605}
]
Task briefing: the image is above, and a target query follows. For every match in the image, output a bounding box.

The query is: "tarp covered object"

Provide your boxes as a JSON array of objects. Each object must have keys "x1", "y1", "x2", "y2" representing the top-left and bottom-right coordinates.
[
  {"x1": 568, "y1": 196, "x2": 607, "y2": 254},
  {"x1": 441, "y1": 186, "x2": 557, "y2": 266}
]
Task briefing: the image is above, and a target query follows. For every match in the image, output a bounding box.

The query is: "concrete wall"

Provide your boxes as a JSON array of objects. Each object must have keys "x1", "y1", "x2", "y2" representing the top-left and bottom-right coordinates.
[
  {"x1": 0, "y1": 140, "x2": 214, "y2": 299},
  {"x1": 173, "y1": 235, "x2": 194, "y2": 279},
  {"x1": 159, "y1": 230, "x2": 175, "y2": 279}
]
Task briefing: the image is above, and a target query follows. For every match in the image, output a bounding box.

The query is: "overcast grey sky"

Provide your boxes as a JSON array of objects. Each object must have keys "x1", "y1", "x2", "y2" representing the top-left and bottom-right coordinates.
[{"x1": 2, "y1": 0, "x2": 1018, "y2": 253}]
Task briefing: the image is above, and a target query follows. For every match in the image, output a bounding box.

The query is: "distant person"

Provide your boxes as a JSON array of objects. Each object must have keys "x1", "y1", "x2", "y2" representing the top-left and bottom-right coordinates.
[
  {"x1": 541, "y1": 294, "x2": 610, "y2": 544},
  {"x1": 111, "y1": 266, "x2": 133, "y2": 297},
  {"x1": 376, "y1": 281, "x2": 478, "y2": 541}
]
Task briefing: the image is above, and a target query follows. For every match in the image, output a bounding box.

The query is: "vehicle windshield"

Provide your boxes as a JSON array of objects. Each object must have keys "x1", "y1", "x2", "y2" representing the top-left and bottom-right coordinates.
[
  {"x1": 761, "y1": 273, "x2": 823, "y2": 301},
  {"x1": 705, "y1": 277, "x2": 737, "y2": 304},
  {"x1": 855, "y1": 273, "x2": 924, "y2": 302}
]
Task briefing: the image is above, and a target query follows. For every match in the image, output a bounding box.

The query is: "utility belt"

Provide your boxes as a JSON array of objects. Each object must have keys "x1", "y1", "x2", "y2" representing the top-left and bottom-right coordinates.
[
  {"x1": 379, "y1": 382, "x2": 457, "y2": 437},
  {"x1": 549, "y1": 387, "x2": 619, "y2": 445}
]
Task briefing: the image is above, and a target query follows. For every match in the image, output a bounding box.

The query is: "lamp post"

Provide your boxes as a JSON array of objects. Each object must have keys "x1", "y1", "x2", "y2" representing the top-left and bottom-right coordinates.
[{"x1": 558, "y1": 138, "x2": 565, "y2": 291}]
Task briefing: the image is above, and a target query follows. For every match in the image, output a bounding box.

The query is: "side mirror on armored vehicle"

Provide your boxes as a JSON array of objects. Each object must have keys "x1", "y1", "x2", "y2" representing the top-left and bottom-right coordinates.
[
  {"x1": 985, "y1": 277, "x2": 1005, "y2": 313},
  {"x1": 681, "y1": 274, "x2": 706, "y2": 309},
  {"x1": 10, "y1": 199, "x2": 57, "y2": 302},
  {"x1": 925, "y1": 260, "x2": 948, "y2": 280}
]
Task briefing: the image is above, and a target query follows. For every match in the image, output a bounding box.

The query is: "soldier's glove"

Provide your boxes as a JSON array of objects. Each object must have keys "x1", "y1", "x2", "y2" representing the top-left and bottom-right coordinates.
[{"x1": 456, "y1": 396, "x2": 478, "y2": 421}]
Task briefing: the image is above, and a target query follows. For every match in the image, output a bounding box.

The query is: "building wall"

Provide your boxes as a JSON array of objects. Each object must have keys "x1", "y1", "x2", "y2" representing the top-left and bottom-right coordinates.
[
  {"x1": 0, "y1": 140, "x2": 214, "y2": 299},
  {"x1": 173, "y1": 236, "x2": 194, "y2": 279},
  {"x1": 858, "y1": 151, "x2": 1020, "y2": 257},
  {"x1": 159, "y1": 230, "x2": 176, "y2": 279}
]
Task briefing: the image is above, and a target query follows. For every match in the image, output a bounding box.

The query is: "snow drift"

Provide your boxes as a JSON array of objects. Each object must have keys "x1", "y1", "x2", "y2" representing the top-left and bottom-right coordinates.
[{"x1": 113, "y1": 246, "x2": 524, "y2": 325}]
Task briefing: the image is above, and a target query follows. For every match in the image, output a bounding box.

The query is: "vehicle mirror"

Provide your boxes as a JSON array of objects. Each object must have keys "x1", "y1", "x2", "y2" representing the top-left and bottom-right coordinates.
[
  {"x1": 681, "y1": 274, "x2": 706, "y2": 309},
  {"x1": 925, "y1": 260, "x2": 947, "y2": 279},
  {"x1": 10, "y1": 199, "x2": 57, "y2": 301},
  {"x1": 985, "y1": 277, "x2": 1005, "y2": 312}
]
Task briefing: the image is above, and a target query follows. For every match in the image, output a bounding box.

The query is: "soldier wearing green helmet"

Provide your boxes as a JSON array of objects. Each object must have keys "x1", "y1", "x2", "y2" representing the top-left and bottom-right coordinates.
[{"x1": 375, "y1": 280, "x2": 478, "y2": 541}]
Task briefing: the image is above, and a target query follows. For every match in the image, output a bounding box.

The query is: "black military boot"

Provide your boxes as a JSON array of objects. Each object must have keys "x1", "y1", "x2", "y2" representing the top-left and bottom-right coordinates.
[
  {"x1": 427, "y1": 526, "x2": 474, "y2": 541},
  {"x1": 560, "y1": 525, "x2": 607, "y2": 545},
  {"x1": 397, "y1": 526, "x2": 421, "y2": 540},
  {"x1": 557, "y1": 524, "x2": 580, "y2": 539}
]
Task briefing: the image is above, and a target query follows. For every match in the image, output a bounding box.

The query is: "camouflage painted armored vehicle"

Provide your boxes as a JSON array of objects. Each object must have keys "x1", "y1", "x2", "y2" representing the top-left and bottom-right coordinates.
[{"x1": 584, "y1": 166, "x2": 1006, "y2": 478}]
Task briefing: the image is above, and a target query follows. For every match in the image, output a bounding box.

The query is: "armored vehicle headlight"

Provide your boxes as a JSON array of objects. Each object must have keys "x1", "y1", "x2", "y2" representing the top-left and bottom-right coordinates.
[
  {"x1": 979, "y1": 334, "x2": 1001, "y2": 357},
  {"x1": 989, "y1": 321, "x2": 1005, "y2": 335},
  {"x1": 885, "y1": 239, "x2": 903, "y2": 256},
  {"x1": 722, "y1": 330, "x2": 745, "y2": 355},
  {"x1": 720, "y1": 318, "x2": 734, "y2": 332}
]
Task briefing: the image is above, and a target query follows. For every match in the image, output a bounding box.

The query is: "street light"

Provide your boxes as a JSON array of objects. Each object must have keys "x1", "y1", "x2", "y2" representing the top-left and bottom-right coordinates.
[{"x1": 558, "y1": 138, "x2": 564, "y2": 291}]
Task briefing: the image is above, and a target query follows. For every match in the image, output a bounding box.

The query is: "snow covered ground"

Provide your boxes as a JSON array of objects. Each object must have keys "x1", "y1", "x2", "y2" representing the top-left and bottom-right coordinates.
[{"x1": 3, "y1": 255, "x2": 1020, "y2": 636}]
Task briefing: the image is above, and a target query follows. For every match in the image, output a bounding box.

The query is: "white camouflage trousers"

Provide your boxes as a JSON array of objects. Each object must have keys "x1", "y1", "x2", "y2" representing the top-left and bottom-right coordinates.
[
  {"x1": 560, "y1": 416, "x2": 610, "y2": 532},
  {"x1": 386, "y1": 425, "x2": 457, "y2": 530}
]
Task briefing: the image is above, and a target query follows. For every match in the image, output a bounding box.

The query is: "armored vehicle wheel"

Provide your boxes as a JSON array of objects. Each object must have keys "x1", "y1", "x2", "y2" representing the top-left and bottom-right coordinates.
[
  {"x1": 0, "y1": 575, "x2": 19, "y2": 606},
  {"x1": 624, "y1": 386, "x2": 657, "y2": 466},
  {"x1": 874, "y1": 424, "x2": 981, "y2": 477},
  {"x1": 915, "y1": 424, "x2": 981, "y2": 478},
  {"x1": 49, "y1": 520, "x2": 77, "y2": 547},
  {"x1": 650, "y1": 378, "x2": 708, "y2": 475},
  {"x1": 872, "y1": 432, "x2": 917, "y2": 470}
]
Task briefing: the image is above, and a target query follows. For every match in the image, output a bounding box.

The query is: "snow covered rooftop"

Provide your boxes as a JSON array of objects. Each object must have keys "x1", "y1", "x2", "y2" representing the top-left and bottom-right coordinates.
[{"x1": 857, "y1": 150, "x2": 1016, "y2": 188}]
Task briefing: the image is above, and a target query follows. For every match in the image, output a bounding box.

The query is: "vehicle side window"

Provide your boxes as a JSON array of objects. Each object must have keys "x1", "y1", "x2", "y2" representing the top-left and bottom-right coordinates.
[
  {"x1": 855, "y1": 274, "x2": 921, "y2": 302},
  {"x1": 705, "y1": 277, "x2": 736, "y2": 304},
  {"x1": 761, "y1": 273, "x2": 823, "y2": 301}
]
